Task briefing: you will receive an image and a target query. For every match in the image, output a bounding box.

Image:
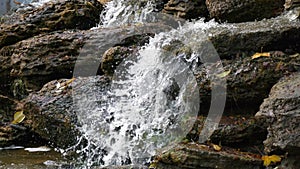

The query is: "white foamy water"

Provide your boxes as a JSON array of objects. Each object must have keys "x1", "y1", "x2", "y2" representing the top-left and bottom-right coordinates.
[
  {"x1": 100, "y1": 0, "x2": 156, "y2": 27},
  {"x1": 72, "y1": 0, "x2": 228, "y2": 167},
  {"x1": 72, "y1": 18, "x2": 229, "y2": 167}
]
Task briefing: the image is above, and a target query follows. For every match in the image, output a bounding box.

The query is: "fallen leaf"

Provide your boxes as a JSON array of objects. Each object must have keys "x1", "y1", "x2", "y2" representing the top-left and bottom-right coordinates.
[
  {"x1": 212, "y1": 144, "x2": 222, "y2": 151},
  {"x1": 12, "y1": 110, "x2": 25, "y2": 124},
  {"x1": 251, "y1": 52, "x2": 271, "y2": 60},
  {"x1": 55, "y1": 78, "x2": 75, "y2": 93},
  {"x1": 216, "y1": 70, "x2": 231, "y2": 78},
  {"x1": 261, "y1": 155, "x2": 282, "y2": 166},
  {"x1": 65, "y1": 77, "x2": 75, "y2": 86}
]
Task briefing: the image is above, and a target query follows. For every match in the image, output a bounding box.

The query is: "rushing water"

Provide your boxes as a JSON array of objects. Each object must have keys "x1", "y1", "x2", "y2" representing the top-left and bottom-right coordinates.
[
  {"x1": 1, "y1": 0, "x2": 227, "y2": 168},
  {"x1": 72, "y1": 0, "x2": 228, "y2": 167},
  {"x1": 0, "y1": 146, "x2": 63, "y2": 169},
  {"x1": 100, "y1": 0, "x2": 157, "y2": 27}
]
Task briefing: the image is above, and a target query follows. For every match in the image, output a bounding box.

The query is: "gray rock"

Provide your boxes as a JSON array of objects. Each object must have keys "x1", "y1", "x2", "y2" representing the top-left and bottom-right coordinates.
[
  {"x1": 256, "y1": 72, "x2": 300, "y2": 156},
  {"x1": 0, "y1": 23, "x2": 172, "y2": 98},
  {"x1": 206, "y1": 0, "x2": 285, "y2": 23},
  {"x1": 22, "y1": 76, "x2": 110, "y2": 149},
  {"x1": 151, "y1": 143, "x2": 262, "y2": 169},
  {"x1": 207, "y1": 11, "x2": 300, "y2": 58},
  {"x1": 162, "y1": 0, "x2": 208, "y2": 19},
  {"x1": 0, "y1": 0, "x2": 103, "y2": 49}
]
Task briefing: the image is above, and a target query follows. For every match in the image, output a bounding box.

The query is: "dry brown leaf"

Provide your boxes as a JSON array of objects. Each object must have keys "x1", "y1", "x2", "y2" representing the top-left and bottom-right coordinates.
[
  {"x1": 251, "y1": 52, "x2": 271, "y2": 60},
  {"x1": 212, "y1": 144, "x2": 221, "y2": 151}
]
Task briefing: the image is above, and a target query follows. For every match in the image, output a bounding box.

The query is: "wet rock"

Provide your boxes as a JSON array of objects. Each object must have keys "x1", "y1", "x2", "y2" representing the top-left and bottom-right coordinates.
[
  {"x1": 206, "y1": 0, "x2": 285, "y2": 23},
  {"x1": 208, "y1": 12, "x2": 300, "y2": 58},
  {"x1": 185, "y1": 115, "x2": 267, "y2": 153},
  {"x1": 0, "y1": 0, "x2": 103, "y2": 49},
  {"x1": 277, "y1": 155, "x2": 300, "y2": 169},
  {"x1": 255, "y1": 72, "x2": 300, "y2": 156},
  {"x1": 210, "y1": 117, "x2": 267, "y2": 150},
  {"x1": 0, "y1": 124, "x2": 47, "y2": 147},
  {"x1": 101, "y1": 33, "x2": 154, "y2": 76},
  {"x1": 0, "y1": 30, "x2": 89, "y2": 98},
  {"x1": 0, "y1": 95, "x2": 19, "y2": 123},
  {"x1": 101, "y1": 46, "x2": 136, "y2": 76},
  {"x1": 0, "y1": 23, "x2": 172, "y2": 98},
  {"x1": 0, "y1": 125, "x2": 27, "y2": 147},
  {"x1": 184, "y1": 51, "x2": 299, "y2": 114},
  {"x1": 163, "y1": 0, "x2": 208, "y2": 19},
  {"x1": 22, "y1": 76, "x2": 110, "y2": 148},
  {"x1": 0, "y1": 95, "x2": 48, "y2": 147},
  {"x1": 155, "y1": 39, "x2": 299, "y2": 114},
  {"x1": 151, "y1": 143, "x2": 262, "y2": 169}
]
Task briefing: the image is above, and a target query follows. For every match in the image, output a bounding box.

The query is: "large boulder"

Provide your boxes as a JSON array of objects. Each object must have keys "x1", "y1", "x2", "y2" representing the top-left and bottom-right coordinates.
[
  {"x1": 0, "y1": 23, "x2": 172, "y2": 98},
  {"x1": 22, "y1": 76, "x2": 110, "y2": 149},
  {"x1": 0, "y1": 0, "x2": 103, "y2": 49},
  {"x1": 206, "y1": 0, "x2": 285, "y2": 22},
  {"x1": 151, "y1": 143, "x2": 262, "y2": 169},
  {"x1": 207, "y1": 11, "x2": 300, "y2": 59},
  {"x1": 255, "y1": 72, "x2": 300, "y2": 169},
  {"x1": 255, "y1": 72, "x2": 300, "y2": 155},
  {"x1": 162, "y1": 0, "x2": 208, "y2": 19}
]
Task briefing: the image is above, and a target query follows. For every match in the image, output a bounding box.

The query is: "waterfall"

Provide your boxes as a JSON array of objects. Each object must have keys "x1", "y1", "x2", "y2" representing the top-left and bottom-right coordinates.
[
  {"x1": 72, "y1": 0, "x2": 227, "y2": 167},
  {"x1": 100, "y1": 0, "x2": 156, "y2": 27}
]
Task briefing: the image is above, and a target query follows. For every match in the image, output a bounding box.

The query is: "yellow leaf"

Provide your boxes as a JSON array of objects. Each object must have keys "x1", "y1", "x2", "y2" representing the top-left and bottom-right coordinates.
[
  {"x1": 261, "y1": 155, "x2": 282, "y2": 166},
  {"x1": 212, "y1": 144, "x2": 222, "y2": 151},
  {"x1": 251, "y1": 52, "x2": 270, "y2": 60},
  {"x1": 216, "y1": 70, "x2": 231, "y2": 78},
  {"x1": 12, "y1": 110, "x2": 25, "y2": 124},
  {"x1": 65, "y1": 77, "x2": 75, "y2": 86}
]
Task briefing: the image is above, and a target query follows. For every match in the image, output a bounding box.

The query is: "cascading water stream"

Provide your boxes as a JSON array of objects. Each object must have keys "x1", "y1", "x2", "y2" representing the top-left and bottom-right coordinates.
[
  {"x1": 100, "y1": 0, "x2": 156, "y2": 27},
  {"x1": 72, "y1": 0, "x2": 227, "y2": 167}
]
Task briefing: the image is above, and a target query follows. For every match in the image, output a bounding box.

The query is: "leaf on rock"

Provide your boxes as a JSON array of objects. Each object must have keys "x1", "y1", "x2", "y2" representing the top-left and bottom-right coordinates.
[
  {"x1": 212, "y1": 144, "x2": 222, "y2": 151},
  {"x1": 12, "y1": 110, "x2": 25, "y2": 124},
  {"x1": 261, "y1": 155, "x2": 282, "y2": 166},
  {"x1": 65, "y1": 77, "x2": 75, "y2": 86},
  {"x1": 251, "y1": 52, "x2": 270, "y2": 59},
  {"x1": 216, "y1": 70, "x2": 231, "y2": 78}
]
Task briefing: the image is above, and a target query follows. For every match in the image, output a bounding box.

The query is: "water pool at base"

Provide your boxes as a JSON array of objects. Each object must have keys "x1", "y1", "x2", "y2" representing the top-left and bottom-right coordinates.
[{"x1": 0, "y1": 148, "x2": 64, "y2": 169}]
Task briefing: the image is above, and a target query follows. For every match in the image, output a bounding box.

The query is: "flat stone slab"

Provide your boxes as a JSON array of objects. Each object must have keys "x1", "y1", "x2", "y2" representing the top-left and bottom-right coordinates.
[{"x1": 151, "y1": 143, "x2": 262, "y2": 169}]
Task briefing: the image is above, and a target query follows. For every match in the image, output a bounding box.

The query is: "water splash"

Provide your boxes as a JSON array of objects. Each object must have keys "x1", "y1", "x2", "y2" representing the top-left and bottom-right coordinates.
[
  {"x1": 100, "y1": 0, "x2": 156, "y2": 27},
  {"x1": 71, "y1": 0, "x2": 229, "y2": 166},
  {"x1": 72, "y1": 17, "x2": 229, "y2": 167}
]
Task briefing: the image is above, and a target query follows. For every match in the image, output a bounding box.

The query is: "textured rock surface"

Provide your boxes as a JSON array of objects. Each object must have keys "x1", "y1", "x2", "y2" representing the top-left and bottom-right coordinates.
[
  {"x1": 207, "y1": 12, "x2": 300, "y2": 58},
  {"x1": 206, "y1": 0, "x2": 285, "y2": 22},
  {"x1": 22, "y1": 76, "x2": 110, "y2": 148},
  {"x1": 101, "y1": 33, "x2": 153, "y2": 76},
  {"x1": 163, "y1": 0, "x2": 208, "y2": 19},
  {"x1": 0, "y1": 23, "x2": 171, "y2": 98},
  {"x1": 192, "y1": 51, "x2": 300, "y2": 114},
  {"x1": 256, "y1": 72, "x2": 300, "y2": 155},
  {"x1": 0, "y1": 0, "x2": 103, "y2": 49},
  {"x1": 152, "y1": 143, "x2": 262, "y2": 169}
]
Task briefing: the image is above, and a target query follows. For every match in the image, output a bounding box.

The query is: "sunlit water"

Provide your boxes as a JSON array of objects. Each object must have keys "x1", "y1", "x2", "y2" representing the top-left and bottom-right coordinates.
[
  {"x1": 0, "y1": 146, "x2": 63, "y2": 169},
  {"x1": 100, "y1": 0, "x2": 156, "y2": 27},
  {"x1": 1, "y1": 0, "x2": 228, "y2": 168},
  {"x1": 71, "y1": 0, "x2": 230, "y2": 167}
]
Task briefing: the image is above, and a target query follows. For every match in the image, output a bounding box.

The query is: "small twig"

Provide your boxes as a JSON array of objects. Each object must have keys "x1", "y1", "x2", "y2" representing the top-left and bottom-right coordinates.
[
  {"x1": 253, "y1": 146, "x2": 264, "y2": 156},
  {"x1": 0, "y1": 94, "x2": 19, "y2": 104},
  {"x1": 0, "y1": 94, "x2": 24, "y2": 110},
  {"x1": 13, "y1": 0, "x2": 21, "y2": 5}
]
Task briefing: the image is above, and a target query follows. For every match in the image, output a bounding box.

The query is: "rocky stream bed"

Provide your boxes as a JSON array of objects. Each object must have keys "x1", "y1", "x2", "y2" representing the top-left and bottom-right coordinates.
[{"x1": 0, "y1": 0, "x2": 300, "y2": 169}]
